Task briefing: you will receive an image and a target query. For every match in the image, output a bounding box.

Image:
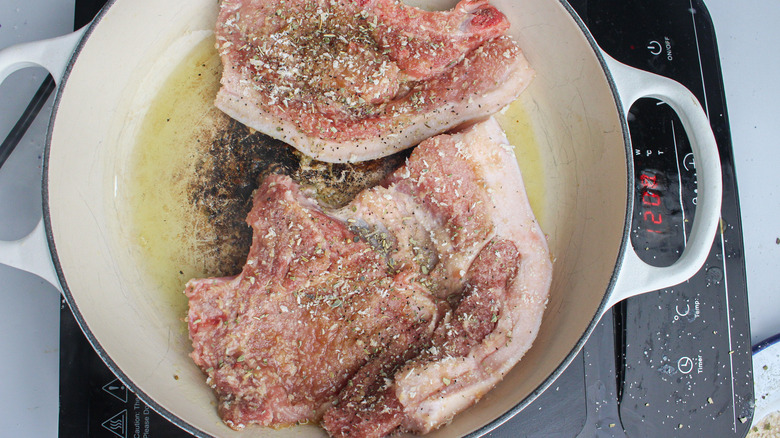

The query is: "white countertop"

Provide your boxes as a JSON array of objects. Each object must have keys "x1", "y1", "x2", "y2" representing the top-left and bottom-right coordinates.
[{"x1": 0, "y1": 0, "x2": 778, "y2": 436}]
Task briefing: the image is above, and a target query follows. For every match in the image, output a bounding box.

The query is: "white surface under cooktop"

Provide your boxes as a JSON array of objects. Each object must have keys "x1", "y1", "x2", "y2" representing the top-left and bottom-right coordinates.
[{"x1": 0, "y1": 0, "x2": 778, "y2": 437}]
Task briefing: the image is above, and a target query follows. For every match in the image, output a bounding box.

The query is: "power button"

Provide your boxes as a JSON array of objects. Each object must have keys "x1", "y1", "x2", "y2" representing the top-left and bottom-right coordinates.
[
  {"x1": 647, "y1": 37, "x2": 674, "y2": 60},
  {"x1": 647, "y1": 40, "x2": 663, "y2": 55}
]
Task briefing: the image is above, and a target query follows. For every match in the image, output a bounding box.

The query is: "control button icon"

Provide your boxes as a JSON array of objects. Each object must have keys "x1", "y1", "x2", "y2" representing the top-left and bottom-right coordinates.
[
  {"x1": 648, "y1": 40, "x2": 663, "y2": 55},
  {"x1": 678, "y1": 356, "x2": 695, "y2": 374},
  {"x1": 683, "y1": 152, "x2": 696, "y2": 171}
]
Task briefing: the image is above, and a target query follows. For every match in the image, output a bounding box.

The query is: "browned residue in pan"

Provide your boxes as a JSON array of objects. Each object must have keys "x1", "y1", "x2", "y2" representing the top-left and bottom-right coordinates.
[{"x1": 186, "y1": 119, "x2": 407, "y2": 276}]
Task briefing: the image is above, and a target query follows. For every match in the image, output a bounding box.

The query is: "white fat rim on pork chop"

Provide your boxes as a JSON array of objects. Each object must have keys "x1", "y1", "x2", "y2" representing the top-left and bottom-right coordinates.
[
  {"x1": 215, "y1": 48, "x2": 534, "y2": 164},
  {"x1": 393, "y1": 118, "x2": 552, "y2": 433}
]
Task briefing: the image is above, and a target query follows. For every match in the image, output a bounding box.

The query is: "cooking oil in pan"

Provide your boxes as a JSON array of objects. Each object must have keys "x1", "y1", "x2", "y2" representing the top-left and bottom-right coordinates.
[
  {"x1": 126, "y1": 36, "x2": 226, "y2": 313},
  {"x1": 125, "y1": 35, "x2": 547, "y2": 311},
  {"x1": 495, "y1": 100, "x2": 546, "y2": 224}
]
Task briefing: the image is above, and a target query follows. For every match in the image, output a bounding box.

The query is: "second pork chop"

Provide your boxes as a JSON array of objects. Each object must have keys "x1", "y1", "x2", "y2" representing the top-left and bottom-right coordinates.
[{"x1": 322, "y1": 118, "x2": 552, "y2": 436}]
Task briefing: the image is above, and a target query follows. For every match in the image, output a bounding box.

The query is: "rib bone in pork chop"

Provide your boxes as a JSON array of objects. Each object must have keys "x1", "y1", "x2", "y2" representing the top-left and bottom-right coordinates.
[
  {"x1": 185, "y1": 118, "x2": 552, "y2": 436},
  {"x1": 214, "y1": 0, "x2": 534, "y2": 163}
]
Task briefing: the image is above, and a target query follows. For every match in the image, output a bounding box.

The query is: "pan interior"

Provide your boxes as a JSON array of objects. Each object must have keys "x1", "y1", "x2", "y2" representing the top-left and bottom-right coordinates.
[{"x1": 46, "y1": 0, "x2": 627, "y2": 436}]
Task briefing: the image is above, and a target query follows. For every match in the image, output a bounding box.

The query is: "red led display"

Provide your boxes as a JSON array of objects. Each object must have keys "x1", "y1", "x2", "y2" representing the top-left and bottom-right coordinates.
[{"x1": 639, "y1": 171, "x2": 664, "y2": 234}]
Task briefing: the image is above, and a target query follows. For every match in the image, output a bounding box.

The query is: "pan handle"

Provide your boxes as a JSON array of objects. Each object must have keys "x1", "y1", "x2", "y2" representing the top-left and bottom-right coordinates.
[
  {"x1": 602, "y1": 52, "x2": 723, "y2": 310},
  {"x1": 0, "y1": 28, "x2": 87, "y2": 291},
  {"x1": 0, "y1": 27, "x2": 86, "y2": 87},
  {"x1": 0, "y1": 221, "x2": 60, "y2": 290}
]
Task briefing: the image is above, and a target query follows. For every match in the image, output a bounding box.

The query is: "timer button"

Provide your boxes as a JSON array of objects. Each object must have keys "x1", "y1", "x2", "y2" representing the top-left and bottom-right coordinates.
[{"x1": 677, "y1": 356, "x2": 694, "y2": 374}]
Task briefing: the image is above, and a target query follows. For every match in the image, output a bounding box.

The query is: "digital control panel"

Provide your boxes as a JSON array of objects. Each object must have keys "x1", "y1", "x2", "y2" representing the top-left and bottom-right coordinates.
[
  {"x1": 628, "y1": 98, "x2": 697, "y2": 267},
  {"x1": 615, "y1": 58, "x2": 751, "y2": 438}
]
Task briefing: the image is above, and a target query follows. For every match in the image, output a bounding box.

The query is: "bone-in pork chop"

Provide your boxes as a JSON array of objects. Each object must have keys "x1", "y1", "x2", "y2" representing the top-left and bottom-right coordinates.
[
  {"x1": 214, "y1": 0, "x2": 534, "y2": 163},
  {"x1": 185, "y1": 118, "x2": 552, "y2": 435},
  {"x1": 322, "y1": 118, "x2": 552, "y2": 436}
]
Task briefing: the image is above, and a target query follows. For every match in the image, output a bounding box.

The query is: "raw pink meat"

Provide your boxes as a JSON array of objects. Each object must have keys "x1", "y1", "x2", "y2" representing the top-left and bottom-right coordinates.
[
  {"x1": 186, "y1": 118, "x2": 552, "y2": 435},
  {"x1": 185, "y1": 175, "x2": 440, "y2": 429},
  {"x1": 214, "y1": 0, "x2": 534, "y2": 163},
  {"x1": 322, "y1": 118, "x2": 552, "y2": 436}
]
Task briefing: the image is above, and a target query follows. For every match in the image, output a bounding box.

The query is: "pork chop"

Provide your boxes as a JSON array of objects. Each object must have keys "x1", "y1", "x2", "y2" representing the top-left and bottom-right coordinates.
[
  {"x1": 321, "y1": 118, "x2": 552, "y2": 436},
  {"x1": 185, "y1": 118, "x2": 552, "y2": 435},
  {"x1": 214, "y1": 0, "x2": 534, "y2": 163}
]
